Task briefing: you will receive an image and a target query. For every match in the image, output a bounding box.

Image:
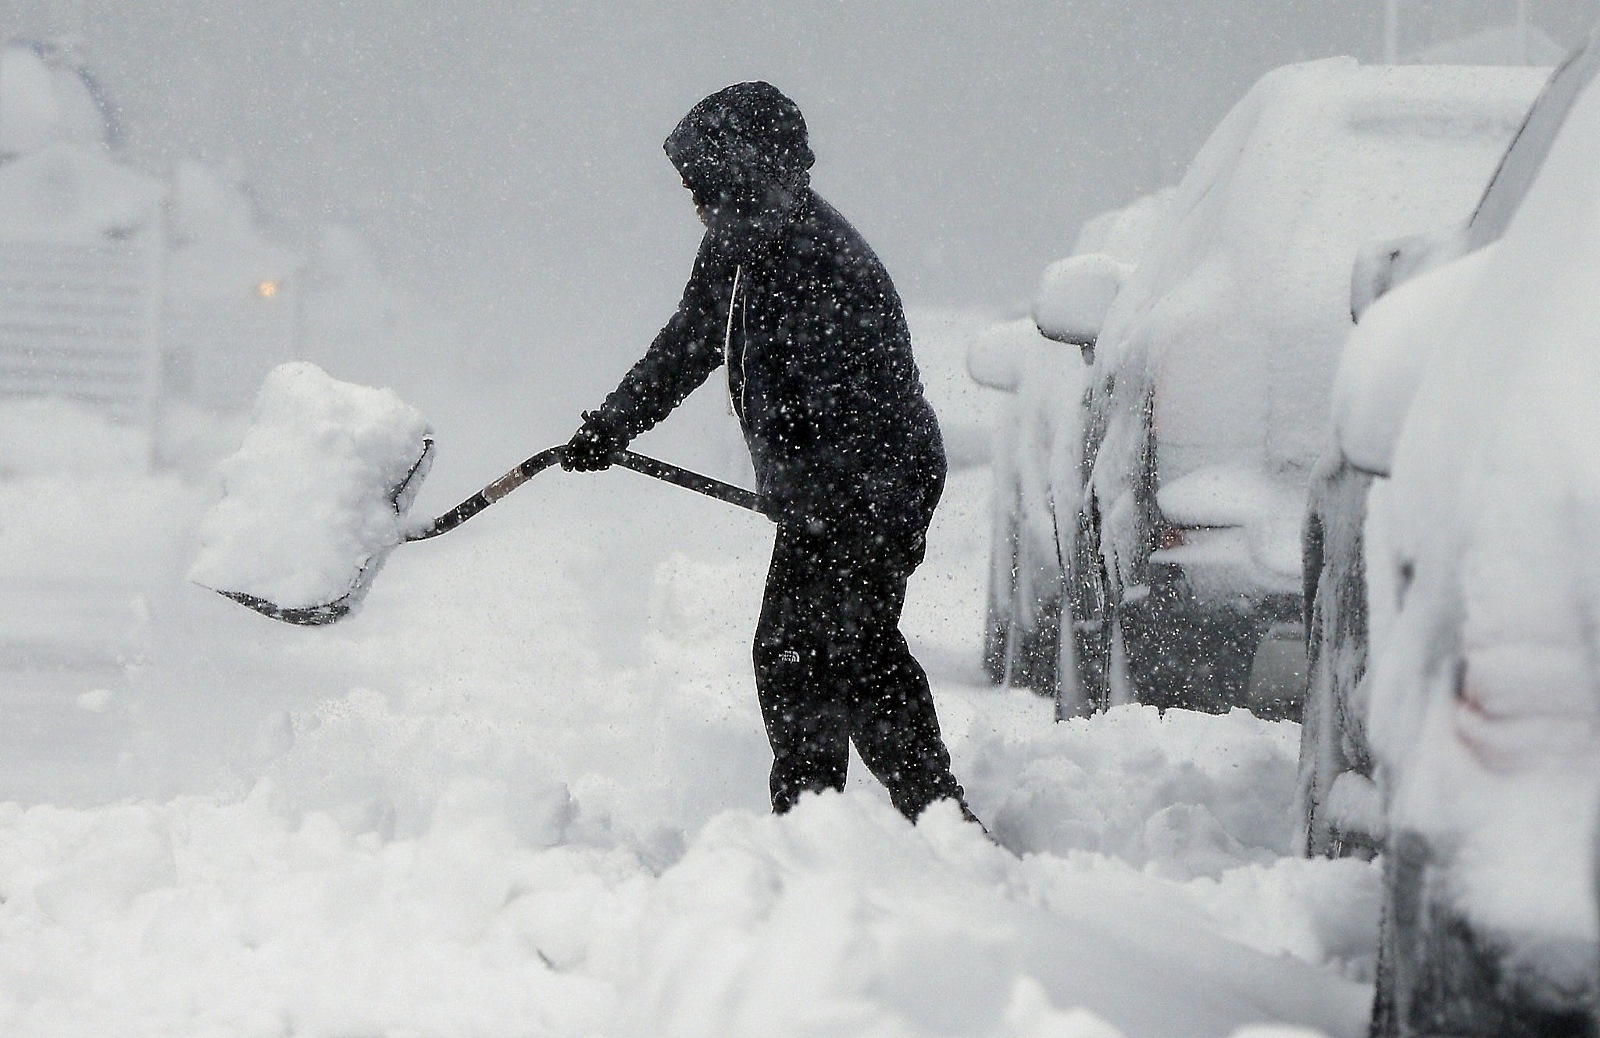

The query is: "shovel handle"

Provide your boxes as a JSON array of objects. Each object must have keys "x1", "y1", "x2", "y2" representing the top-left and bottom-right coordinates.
[
  {"x1": 612, "y1": 450, "x2": 763, "y2": 514},
  {"x1": 405, "y1": 445, "x2": 764, "y2": 541}
]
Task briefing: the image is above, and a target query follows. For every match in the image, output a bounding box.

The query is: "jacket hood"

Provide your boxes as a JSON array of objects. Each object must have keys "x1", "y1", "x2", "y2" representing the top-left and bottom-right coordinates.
[{"x1": 665, "y1": 81, "x2": 814, "y2": 202}]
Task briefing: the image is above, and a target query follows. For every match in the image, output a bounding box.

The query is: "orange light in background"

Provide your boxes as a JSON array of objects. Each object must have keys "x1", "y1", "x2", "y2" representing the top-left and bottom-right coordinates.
[{"x1": 257, "y1": 280, "x2": 280, "y2": 300}]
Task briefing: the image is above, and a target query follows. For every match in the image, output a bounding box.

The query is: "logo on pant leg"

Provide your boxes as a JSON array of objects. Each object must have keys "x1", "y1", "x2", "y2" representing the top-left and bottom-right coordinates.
[{"x1": 778, "y1": 649, "x2": 802, "y2": 664}]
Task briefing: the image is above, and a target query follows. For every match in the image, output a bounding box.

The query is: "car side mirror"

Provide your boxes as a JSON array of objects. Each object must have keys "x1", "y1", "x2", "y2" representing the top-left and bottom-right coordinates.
[
  {"x1": 1350, "y1": 239, "x2": 1407, "y2": 324},
  {"x1": 1350, "y1": 227, "x2": 1463, "y2": 323},
  {"x1": 1032, "y1": 253, "x2": 1129, "y2": 364},
  {"x1": 966, "y1": 324, "x2": 1024, "y2": 393}
]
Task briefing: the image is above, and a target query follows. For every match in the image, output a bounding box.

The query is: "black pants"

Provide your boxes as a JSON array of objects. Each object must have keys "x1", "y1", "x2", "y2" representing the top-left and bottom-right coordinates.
[{"x1": 753, "y1": 521, "x2": 966, "y2": 821}]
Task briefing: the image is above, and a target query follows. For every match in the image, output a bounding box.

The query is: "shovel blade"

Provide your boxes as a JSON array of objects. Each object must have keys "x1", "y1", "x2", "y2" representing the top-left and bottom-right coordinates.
[
  {"x1": 215, "y1": 589, "x2": 360, "y2": 626},
  {"x1": 207, "y1": 439, "x2": 433, "y2": 626}
]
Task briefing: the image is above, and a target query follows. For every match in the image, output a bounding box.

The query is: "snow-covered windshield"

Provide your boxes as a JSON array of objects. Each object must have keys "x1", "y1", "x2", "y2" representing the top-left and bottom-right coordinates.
[{"x1": 1466, "y1": 26, "x2": 1600, "y2": 249}]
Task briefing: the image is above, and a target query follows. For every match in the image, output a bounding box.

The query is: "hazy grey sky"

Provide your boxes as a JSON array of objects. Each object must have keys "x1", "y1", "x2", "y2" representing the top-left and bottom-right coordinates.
[{"x1": 3, "y1": 1, "x2": 1595, "y2": 385}]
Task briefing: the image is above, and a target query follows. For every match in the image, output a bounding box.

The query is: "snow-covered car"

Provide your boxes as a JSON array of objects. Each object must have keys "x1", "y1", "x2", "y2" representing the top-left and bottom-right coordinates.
[
  {"x1": 1298, "y1": 52, "x2": 1576, "y2": 860},
  {"x1": 1313, "y1": 35, "x2": 1600, "y2": 1035},
  {"x1": 1066, "y1": 59, "x2": 1550, "y2": 720},
  {"x1": 971, "y1": 191, "x2": 1169, "y2": 700}
]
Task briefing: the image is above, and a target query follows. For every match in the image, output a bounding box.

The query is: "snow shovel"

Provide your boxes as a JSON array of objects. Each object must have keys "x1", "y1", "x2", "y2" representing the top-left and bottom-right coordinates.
[{"x1": 215, "y1": 444, "x2": 764, "y2": 626}]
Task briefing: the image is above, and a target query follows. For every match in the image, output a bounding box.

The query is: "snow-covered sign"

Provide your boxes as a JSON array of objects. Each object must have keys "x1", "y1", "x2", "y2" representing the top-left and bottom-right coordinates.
[
  {"x1": 0, "y1": 39, "x2": 312, "y2": 432},
  {"x1": 0, "y1": 38, "x2": 165, "y2": 429}
]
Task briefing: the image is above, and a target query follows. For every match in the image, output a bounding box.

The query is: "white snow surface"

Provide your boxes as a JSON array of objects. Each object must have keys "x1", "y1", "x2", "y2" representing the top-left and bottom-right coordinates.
[
  {"x1": 0, "y1": 313, "x2": 1377, "y2": 1036},
  {"x1": 0, "y1": 43, "x2": 110, "y2": 158},
  {"x1": 187, "y1": 362, "x2": 433, "y2": 609}
]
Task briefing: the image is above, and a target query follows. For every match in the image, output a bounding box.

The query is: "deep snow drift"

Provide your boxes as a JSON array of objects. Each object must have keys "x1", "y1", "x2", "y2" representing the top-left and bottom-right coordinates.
[{"x1": 0, "y1": 311, "x2": 1378, "y2": 1037}]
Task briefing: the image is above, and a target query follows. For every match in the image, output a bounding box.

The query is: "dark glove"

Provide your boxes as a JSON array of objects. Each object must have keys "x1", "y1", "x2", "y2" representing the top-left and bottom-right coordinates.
[{"x1": 560, "y1": 410, "x2": 628, "y2": 471}]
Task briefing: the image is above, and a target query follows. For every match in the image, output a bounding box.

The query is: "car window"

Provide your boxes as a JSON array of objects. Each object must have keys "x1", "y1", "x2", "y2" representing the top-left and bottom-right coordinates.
[{"x1": 1466, "y1": 29, "x2": 1600, "y2": 250}]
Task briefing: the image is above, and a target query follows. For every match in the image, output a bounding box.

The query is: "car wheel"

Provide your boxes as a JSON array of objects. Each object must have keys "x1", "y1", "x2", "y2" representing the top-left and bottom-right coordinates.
[
  {"x1": 1298, "y1": 515, "x2": 1341, "y2": 856},
  {"x1": 983, "y1": 490, "x2": 1062, "y2": 694},
  {"x1": 1060, "y1": 502, "x2": 1113, "y2": 717},
  {"x1": 1009, "y1": 570, "x2": 1061, "y2": 695},
  {"x1": 1296, "y1": 548, "x2": 1373, "y2": 856},
  {"x1": 1298, "y1": 464, "x2": 1380, "y2": 856},
  {"x1": 982, "y1": 509, "x2": 1018, "y2": 685},
  {"x1": 1372, "y1": 830, "x2": 1592, "y2": 1037},
  {"x1": 1060, "y1": 589, "x2": 1110, "y2": 717},
  {"x1": 1297, "y1": 602, "x2": 1342, "y2": 855}
]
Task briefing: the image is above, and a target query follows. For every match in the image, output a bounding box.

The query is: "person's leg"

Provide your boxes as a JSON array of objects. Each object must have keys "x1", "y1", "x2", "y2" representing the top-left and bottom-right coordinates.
[
  {"x1": 753, "y1": 525, "x2": 850, "y2": 813},
  {"x1": 836, "y1": 545, "x2": 969, "y2": 821}
]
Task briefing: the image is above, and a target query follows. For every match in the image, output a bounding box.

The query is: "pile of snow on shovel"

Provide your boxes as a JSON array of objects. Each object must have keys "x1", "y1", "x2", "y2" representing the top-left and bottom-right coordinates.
[{"x1": 188, "y1": 362, "x2": 432, "y2": 609}]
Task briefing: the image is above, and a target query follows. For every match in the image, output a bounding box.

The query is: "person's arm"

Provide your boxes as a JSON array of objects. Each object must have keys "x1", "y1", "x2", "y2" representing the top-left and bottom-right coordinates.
[
  {"x1": 602, "y1": 237, "x2": 732, "y2": 433},
  {"x1": 563, "y1": 237, "x2": 731, "y2": 470}
]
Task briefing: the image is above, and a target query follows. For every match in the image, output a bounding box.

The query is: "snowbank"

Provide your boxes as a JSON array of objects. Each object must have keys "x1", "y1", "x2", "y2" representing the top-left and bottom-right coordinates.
[
  {"x1": 188, "y1": 363, "x2": 432, "y2": 609},
  {"x1": 0, "y1": 397, "x2": 147, "y2": 478},
  {"x1": 0, "y1": 779, "x2": 1369, "y2": 1038},
  {"x1": 974, "y1": 704, "x2": 1300, "y2": 877},
  {"x1": 0, "y1": 363, "x2": 1377, "y2": 1037}
]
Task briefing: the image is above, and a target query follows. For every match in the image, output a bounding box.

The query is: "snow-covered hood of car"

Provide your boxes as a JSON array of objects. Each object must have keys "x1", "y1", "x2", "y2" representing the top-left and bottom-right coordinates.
[{"x1": 1110, "y1": 61, "x2": 1534, "y2": 496}]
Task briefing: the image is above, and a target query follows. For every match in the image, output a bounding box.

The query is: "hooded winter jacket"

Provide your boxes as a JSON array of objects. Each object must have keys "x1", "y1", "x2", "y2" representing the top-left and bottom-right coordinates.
[{"x1": 595, "y1": 82, "x2": 945, "y2": 540}]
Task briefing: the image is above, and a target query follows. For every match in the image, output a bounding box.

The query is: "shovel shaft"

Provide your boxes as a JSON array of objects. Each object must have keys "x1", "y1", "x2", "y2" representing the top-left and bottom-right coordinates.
[
  {"x1": 214, "y1": 443, "x2": 765, "y2": 627},
  {"x1": 612, "y1": 450, "x2": 763, "y2": 514},
  {"x1": 406, "y1": 446, "x2": 763, "y2": 541}
]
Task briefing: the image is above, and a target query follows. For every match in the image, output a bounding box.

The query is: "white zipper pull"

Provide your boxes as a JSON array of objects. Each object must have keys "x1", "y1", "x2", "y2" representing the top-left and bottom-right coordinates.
[{"x1": 724, "y1": 264, "x2": 743, "y2": 418}]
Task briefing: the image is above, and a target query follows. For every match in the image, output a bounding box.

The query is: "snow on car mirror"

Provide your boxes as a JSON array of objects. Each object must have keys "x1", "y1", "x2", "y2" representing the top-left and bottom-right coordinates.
[
  {"x1": 1032, "y1": 253, "x2": 1129, "y2": 363},
  {"x1": 1334, "y1": 244, "x2": 1498, "y2": 478},
  {"x1": 965, "y1": 319, "x2": 1031, "y2": 393},
  {"x1": 1350, "y1": 239, "x2": 1407, "y2": 324},
  {"x1": 1350, "y1": 228, "x2": 1465, "y2": 323}
]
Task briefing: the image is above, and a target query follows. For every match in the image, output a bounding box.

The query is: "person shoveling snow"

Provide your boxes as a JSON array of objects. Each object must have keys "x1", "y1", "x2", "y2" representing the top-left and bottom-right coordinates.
[
  {"x1": 191, "y1": 83, "x2": 978, "y2": 832},
  {"x1": 562, "y1": 82, "x2": 977, "y2": 828}
]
